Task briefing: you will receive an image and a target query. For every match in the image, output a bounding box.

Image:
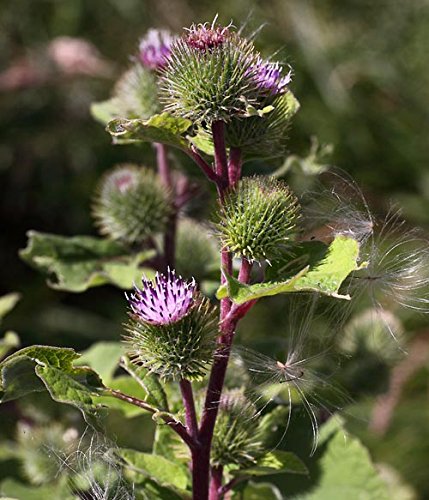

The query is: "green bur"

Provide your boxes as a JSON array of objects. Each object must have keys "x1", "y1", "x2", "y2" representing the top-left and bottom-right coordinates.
[
  {"x1": 217, "y1": 176, "x2": 300, "y2": 262},
  {"x1": 93, "y1": 164, "x2": 171, "y2": 245}
]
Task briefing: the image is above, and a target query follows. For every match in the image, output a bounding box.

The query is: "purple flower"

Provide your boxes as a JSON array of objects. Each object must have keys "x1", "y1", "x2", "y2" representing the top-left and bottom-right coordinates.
[
  {"x1": 127, "y1": 269, "x2": 197, "y2": 325},
  {"x1": 138, "y1": 29, "x2": 176, "y2": 70},
  {"x1": 185, "y1": 23, "x2": 230, "y2": 51},
  {"x1": 251, "y1": 58, "x2": 292, "y2": 95}
]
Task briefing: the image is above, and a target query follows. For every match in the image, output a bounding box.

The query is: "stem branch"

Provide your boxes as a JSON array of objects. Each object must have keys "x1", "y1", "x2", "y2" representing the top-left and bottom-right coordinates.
[{"x1": 107, "y1": 389, "x2": 195, "y2": 449}]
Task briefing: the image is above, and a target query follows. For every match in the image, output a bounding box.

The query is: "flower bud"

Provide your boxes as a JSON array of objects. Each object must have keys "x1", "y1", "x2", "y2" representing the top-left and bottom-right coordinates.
[
  {"x1": 160, "y1": 21, "x2": 265, "y2": 124},
  {"x1": 217, "y1": 176, "x2": 300, "y2": 262},
  {"x1": 211, "y1": 390, "x2": 263, "y2": 468},
  {"x1": 138, "y1": 29, "x2": 176, "y2": 71},
  {"x1": 92, "y1": 164, "x2": 171, "y2": 245},
  {"x1": 124, "y1": 269, "x2": 218, "y2": 380}
]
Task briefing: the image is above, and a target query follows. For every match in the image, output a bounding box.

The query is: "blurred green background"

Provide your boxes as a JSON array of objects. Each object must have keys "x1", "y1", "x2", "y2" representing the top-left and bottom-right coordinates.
[{"x1": 1, "y1": 0, "x2": 429, "y2": 497}]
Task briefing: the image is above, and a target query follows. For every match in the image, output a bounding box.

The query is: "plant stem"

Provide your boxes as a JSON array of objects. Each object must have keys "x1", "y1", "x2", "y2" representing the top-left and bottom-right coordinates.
[
  {"x1": 180, "y1": 379, "x2": 199, "y2": 442},
  {"x1": 228, "y1": 147, "x2": 242, "y2": 187},
  {"x1": 155, "y1": 142, "x2": 176, "y2": 269},
  {"x1": 209, "y1": 466, "x2": 223, "y2": 500},
  {"x1": 186, "y1": 120, "x2": 251, "y2": 499},
  {"x1": 187, "y1": 145, "x2": 222, "y2": 185},
  {"x1": 212, "y1": 121, "x2": 229, "y2": 192},
  {"x1": 107, "y1": 389, "x2": 195, "y2": 449}
]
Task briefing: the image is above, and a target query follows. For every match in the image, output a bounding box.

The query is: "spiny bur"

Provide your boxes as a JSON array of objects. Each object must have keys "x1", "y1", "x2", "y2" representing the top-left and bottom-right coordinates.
[
  {"x1": 92, "y1": 164, "x2": 171, "y2": 245},
  {"x1": 218, "y1": 176, "x2": 300, "y2": 262},
  {"x1": 124, "y1": 269, "x2": 218, "y2": 380}
]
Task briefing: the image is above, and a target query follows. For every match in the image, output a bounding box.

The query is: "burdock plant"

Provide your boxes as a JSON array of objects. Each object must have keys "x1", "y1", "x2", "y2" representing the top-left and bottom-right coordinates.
[{"x1": 5, "y1": 19, "x2": 429, "y2": 500}]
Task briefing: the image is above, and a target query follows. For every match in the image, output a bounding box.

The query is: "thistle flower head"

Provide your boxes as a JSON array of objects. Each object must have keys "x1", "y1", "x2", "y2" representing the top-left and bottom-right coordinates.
[
  {"x1": 138, "y1": 29, "x2": 176, "y2": 70},
  {"x1": 127, "y1": 269, "x2": 197, "y2": 325},
  {"x1": 250, "y1": 57, "x2": 292, "y2": 96},
  {"x1": 92, "y1": 164, "x2": 171, "y2": 245},
  {"x1": 160, "y1": 20, "x2": 265, "y2": 124},
  {"x1": 124, "y1": 270, "x2": 218, "y2": 380},
  {"x1": 217, "y1": 176, "x2": 300, "y2": 262}
]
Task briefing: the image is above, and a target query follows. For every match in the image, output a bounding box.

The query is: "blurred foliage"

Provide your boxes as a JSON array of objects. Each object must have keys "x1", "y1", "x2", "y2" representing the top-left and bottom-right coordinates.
[{"x1": 1, "y1": 0, "x2": 429, "y2": 498}]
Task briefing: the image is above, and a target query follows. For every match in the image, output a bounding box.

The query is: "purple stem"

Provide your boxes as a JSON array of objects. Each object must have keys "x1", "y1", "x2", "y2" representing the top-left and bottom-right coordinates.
[
  {"x1": 187, "y1": 145, "x2": 222, "y2": 185},
  {"x1": 209, "y1": 466, "x2": 223, "y2": 500},
  {"x1": 180, "y1": 379, "x2": 199, "y2": 442},
  {"x1": 211, "y1": 121, "x2": 229, "y2": 192},
  {"x1": 228, "y1": 147, "x2": 242, "y2": 187}
]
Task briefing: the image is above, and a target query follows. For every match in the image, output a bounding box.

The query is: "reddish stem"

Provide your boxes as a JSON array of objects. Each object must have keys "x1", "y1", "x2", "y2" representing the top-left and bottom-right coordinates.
[
  {"x1": 187, "y1": 145, "x2": 222, "y2": 185},
  {"x1": 228, "y1": 147, "x2": 242, "y2": 187},
  {"x1": 209, "y1": 466, "x2": 224, "y2": 500},
  {"x1": 180, "y1": 379, "x2": 199, "y2": 442},
  {"x1": 211, "y1": 121, "x2": 229, "y2": 191}
]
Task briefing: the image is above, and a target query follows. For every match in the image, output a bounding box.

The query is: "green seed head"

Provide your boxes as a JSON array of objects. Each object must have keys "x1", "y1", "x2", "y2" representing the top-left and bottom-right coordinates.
[
  {"x1": 217, "y1": 176, "x2": 301, "y2": 262},
  {"x1": 124, "y1": 295, "x2": 218, "y2": 381},
  {"x1": 159, "y1": 21, "x2": 263, "y2": 124},
  {"x1": 93, "y1": 164, "x2": 171, "y2": 245},
  {"x1": 211, "y1": 390, "x2": 263, "y2": 468}
]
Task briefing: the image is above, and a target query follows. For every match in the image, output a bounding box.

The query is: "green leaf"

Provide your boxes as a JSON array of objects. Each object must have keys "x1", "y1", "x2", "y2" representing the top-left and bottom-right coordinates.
[
  {"x1": 20, "y1": 231, "x2": 155, "y2": 292},
  {"x1": 106, "y1": 113, "x2": 193, "y2": 150},
  {"x1": 91, "y1": 98, "x2": 122, "y2": 125},
  {"x1": 232, "y1": 481, "x2": 283, "y2": 499},
  {"x1": 297, "y1": 426, "x2": 389, "y2": 500},
  {"x1": 120, "y1": 356, "x2": 169, "y2": 411},
  {"x1": 217, "y1": 236, "x2": 363, "y2": 304},
  {"x1": 0, "y1": 332, "x2": 20, "y2": 360},
  {"x1": 0, "y1": 346, "x2": 104, "y2": 424},
  {"x1": 120, "y1": 449, "x2": 189, "y2": 491},
  {"x1": 77, "y1": 341, "x2": 125, "y2": 382},
  {"x1": 233, "y1": 450, "x2": 308, "y2": 477},
  {"x1": 0, "y1": 293, "x2": 21, "y2": 323}
]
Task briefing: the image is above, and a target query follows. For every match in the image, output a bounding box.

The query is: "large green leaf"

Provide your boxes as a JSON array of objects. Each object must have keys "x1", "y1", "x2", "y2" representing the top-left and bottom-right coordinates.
[
  {"x1": 297, "y1": 426, "x2": 389, "y2": 500},
  {"x1": 120, "y1": 449, "x2": 189, "y2": 491},
  {"x1": 20, "y1": 231, "x2": 155, "y2": 292},
  {"x1": 232, "y1": 451, "x2": 308, "y2": 478},
  {"x1": 0, "y1": 346, "x2": 104, "y2": 423},
  {"x1": 77, "y1": 341, "x2": 125, "y2": 382},
  {"x1": 120, "y1": 355, "x2": 169, "y2": 411},
  {"x1": 106, "y1": 113, "x2": 192, "y2": 150},
  {"x1": 217, "y1": 236, "x2": 363, "y2": 304}
]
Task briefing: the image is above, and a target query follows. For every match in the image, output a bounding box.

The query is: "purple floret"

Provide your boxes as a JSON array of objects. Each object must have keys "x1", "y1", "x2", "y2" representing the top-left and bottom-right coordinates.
[
  {"x1": 252, "y1": 58, "x2": 292, "y2": 95},
  {"x1": 138, "y1": 29, "x2": 175, "y2": 70},
  {"x1": 127, "y1": 269, "x2": 197, "y2": 325}
]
